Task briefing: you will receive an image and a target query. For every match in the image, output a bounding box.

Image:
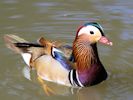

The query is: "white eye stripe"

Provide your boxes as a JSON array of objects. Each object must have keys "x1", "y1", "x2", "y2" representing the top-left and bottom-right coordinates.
[{"x1": 78, "y1": 26, "x2": 100, "y2": 36}]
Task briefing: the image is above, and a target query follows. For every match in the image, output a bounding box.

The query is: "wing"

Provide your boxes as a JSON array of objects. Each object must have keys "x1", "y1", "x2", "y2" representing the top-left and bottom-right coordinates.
[
  {"x1": 51, "y1": 47, "x2": 73, "y2": 70},
  {"x1": 58, "y1": 44, "x2": 75, "y2": 62}
]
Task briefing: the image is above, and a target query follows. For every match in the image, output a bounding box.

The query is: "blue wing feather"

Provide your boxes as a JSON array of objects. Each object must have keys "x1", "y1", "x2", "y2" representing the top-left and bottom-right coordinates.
[
  {"x1": 59, "y1": 45, "x2": 75, "y2": 62},
  {"x1": 52, "y1": 47, "x2": 72, "y2": 70},
  {"x1": 69, "y1": 53, "x2": 75, "y2": 62}
]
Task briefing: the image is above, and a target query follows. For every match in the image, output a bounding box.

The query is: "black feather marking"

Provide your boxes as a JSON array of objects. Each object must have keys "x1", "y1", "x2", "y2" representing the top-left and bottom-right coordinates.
[
  {"x1": 68, "y1": 69, "x2": 84, "y2": 87},
  {"x1": 14, "y1": 43, "x2": 44, "y2": 48},
  {"x1": 72, "y1": 69, "x2": 81, "y2": 87},
  {"x1": 69, "y1": 53, "x2": 75, "y2": 62},
  {"x1": 68, "y1": 71, "x2": 73, "y2": 85}
]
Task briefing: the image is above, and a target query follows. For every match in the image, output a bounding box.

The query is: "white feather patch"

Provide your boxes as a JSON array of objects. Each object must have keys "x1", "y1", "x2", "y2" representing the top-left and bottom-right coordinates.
[
  {"x1": 57, "y1": 79, "x2": 65, "y2": 85},
  {"x1": 52, "y1": 47, "x2": 63, "y2": 57},
  {"x1": 21, "y1": 53, "x2": 31, "y2": 66},
  {"x1": 22, "y1": 66, "x2": 31, "y2": 80},
  {"x1": 78, "y1": 25, "x2": 100, "y2": 36}
]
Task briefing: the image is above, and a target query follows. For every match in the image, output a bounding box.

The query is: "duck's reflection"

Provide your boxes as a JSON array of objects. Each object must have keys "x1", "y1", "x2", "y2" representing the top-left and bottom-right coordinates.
[
  {"x1": 39, "y1": 80, "x2": 106, "y2": 100},
  {"x1": 23, "y1": 66, "x2": 106, "y2": 99}
]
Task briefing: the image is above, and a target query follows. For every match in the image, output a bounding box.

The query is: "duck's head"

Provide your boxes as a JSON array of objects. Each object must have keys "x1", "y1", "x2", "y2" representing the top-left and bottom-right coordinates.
[{"x1": 75, "y1": 22, "x2": 113, "y2": 46}]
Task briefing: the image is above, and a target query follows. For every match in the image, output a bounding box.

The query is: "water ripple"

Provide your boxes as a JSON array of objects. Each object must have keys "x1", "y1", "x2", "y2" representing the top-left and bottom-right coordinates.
[{"x1": 34, "y1": 2, "x2": 59, "y2": 7}]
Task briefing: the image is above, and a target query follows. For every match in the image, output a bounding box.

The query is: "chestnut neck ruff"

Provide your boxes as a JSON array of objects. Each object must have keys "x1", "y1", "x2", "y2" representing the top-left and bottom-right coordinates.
[{"x1": 73, "y1": 35, "x2": 100, "y2": 72}]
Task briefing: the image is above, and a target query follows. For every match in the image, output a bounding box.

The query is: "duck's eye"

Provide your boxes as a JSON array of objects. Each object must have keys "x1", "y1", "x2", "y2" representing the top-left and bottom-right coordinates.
[{"x1": 90, "y1": 31, "x2": 94, "y2": 34}]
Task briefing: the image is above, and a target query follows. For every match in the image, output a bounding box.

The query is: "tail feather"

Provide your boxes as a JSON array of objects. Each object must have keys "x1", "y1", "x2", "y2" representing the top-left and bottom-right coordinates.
[
  {"x1": 15, "y1": 43, "x2": 44, "y2": 48},
  {"x1": 4, "y1": 34, "x2": 53, "y2": 67},
  {"x1": 4, "y1": 34, "x2": 29, "y2": 53},
  {"x1": 4, "y1": 34, "x2": 28, "y2": 43}
]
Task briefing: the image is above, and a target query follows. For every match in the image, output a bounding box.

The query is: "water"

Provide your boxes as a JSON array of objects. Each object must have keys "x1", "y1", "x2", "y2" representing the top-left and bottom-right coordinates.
[{"x1": 0, "y1": 0, "x2": 133, "y2": 100}]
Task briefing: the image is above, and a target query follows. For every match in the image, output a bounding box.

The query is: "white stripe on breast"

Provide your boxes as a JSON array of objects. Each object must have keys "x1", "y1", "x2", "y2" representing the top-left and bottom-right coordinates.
[
  {"x1": 76, "y1": 71, "x2": 84, "y2": 87},
  {"x1": 70, "y1": 70, "x2": 74, "y2": 85}
]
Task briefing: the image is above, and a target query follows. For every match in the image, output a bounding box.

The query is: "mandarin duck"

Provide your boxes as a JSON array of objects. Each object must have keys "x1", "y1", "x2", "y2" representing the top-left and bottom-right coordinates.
[{"x1": 4, "y1": 22, "x2": 112, "y2": 88}]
